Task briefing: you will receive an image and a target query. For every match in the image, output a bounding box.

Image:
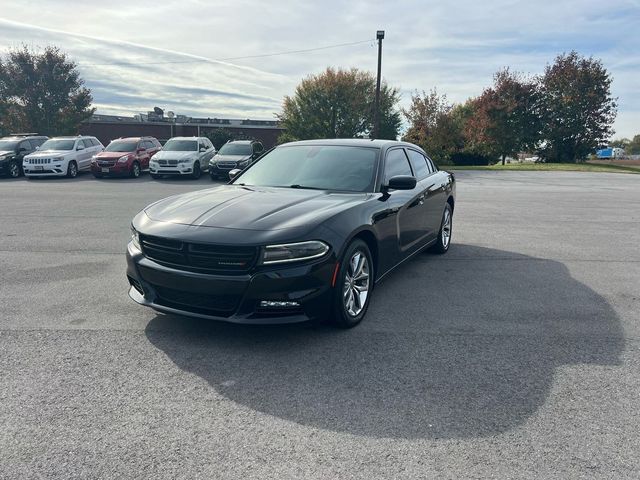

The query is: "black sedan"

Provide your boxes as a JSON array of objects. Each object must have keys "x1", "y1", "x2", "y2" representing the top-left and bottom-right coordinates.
[{"x1": 126, "y1": 139, "x2": 455, "y2": 327}]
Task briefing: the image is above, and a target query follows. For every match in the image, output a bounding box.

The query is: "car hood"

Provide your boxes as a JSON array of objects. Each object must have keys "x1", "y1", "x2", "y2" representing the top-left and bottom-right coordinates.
[
  {"x1": 153, "y1": 150, "x2": 197, "y2": 160},
  {"x1": 25, "y1": 150, "x2": 69, "y2": 158},
  {"x1": 144, "y1": 184, "x2": 368, "y2": 231},
  {"x1": 0, "y1": 150, "x2": 14, "y2": 157},
  {"x1": 214, "y1": 154, "x2": 251, "y2": 162},
  {"x1": 96, "y1": 151, "x2": 132, "y2": 159}
]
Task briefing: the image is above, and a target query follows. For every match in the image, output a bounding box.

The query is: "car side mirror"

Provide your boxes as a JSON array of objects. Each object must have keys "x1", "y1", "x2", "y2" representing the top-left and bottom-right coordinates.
[
  {"x1": 228, "y1": 168, "x2": 242, "y2": 180},
  {"x1": 199, "y1": 147, "x2": 207, "y2": 152},
  {"x1": 385, "y1": 175, "x2": 417, "y2": 191},
  {"x1": 76, "y1": 145, "x2": 84, "y2": 151},
  {"x1": 35, "y1": 146, "x2": 40, "y2": 150},
  {"x1": 137, "y1": 148, "x2": 144, "y2": 153}
]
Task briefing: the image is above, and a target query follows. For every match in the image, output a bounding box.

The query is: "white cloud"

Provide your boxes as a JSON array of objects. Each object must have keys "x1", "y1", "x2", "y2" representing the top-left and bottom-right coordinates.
[{"x1": 0, "y1": 0, "x2": 638, "y2": 137}]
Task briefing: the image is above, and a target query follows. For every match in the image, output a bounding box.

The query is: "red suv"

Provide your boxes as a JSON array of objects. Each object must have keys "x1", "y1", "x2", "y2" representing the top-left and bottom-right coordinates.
[{"x1": 91, "y1": 137, "x2": 161, "y2": 178}]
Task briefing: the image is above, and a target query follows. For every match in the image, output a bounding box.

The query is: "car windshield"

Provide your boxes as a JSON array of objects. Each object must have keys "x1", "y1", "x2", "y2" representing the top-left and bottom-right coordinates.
[
  {"x1": 219, "y1": 143, "x2": 252, "y2": 155},
  {"x1": 105, "y1": 141, "x2": 138, "y2": 152},
  {"x1": 234, "y1": 145, "x2": 378, "y2": 192},
  {"x1": 163, "y1": 140, "x2": 197, "y2": 151},
  {"x1": 40, "y1": 139, "x2": 76, "y2": 150},
  {"x1": 0, "y1": 140, "x2": 19, "y2": 150}
]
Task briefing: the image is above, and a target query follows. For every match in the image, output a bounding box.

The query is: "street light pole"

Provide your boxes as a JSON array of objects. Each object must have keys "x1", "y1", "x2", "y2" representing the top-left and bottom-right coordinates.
[{"x1": 372, "y1": 30, "x2": 385, "y2": 139}]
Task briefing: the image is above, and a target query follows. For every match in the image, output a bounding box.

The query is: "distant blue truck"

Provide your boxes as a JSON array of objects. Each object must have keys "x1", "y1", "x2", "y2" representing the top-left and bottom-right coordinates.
[{"x1": 596, "y1": 147, "x2": 625, "y2": 159}]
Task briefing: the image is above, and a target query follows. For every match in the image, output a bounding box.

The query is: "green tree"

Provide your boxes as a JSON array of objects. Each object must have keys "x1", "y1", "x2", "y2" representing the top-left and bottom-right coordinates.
[
  {"x1": 278, "y1": 67, "x2": 401, "y2": 140},
  {"x1": 627, "y1": 135, "x2": 640, "y2": 155},
  {"x1": 465, "y1": 69, "x2": 540, "y2": 165},
  {"x1": 402, "y1": 89, "x2": 466, "y2": 164},
  {"x1": 0, "y1": 45, "x2": 94, "y2": 136},
  {"x1": 205, "y1": 128, "x2": 234, "y2": 150},
  {"x1": 538, "y1": 51, "x2": 617, "y2": 163}
]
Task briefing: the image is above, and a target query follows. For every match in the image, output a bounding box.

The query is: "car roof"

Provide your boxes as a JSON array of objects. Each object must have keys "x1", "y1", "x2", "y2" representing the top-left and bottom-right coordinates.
[
  {"x1": 280, "y1": 138, "x2": 417, "y2": 150},
  {"x1": 1, "y1": 135, "x2": 47, "y2": 141},
  {"x1": 167, "y1": 137, "x2": 202, "y2": 140},
  {"x1": 226, "y1": 140, "x2": 255, "y2": 144},
  {"x1": 51, "y1": 136, "x2": 94, "y2": 139}
]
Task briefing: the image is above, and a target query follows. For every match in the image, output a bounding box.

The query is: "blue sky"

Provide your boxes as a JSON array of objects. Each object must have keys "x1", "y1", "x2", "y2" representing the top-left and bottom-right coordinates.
[{"x1": 0, "y1": 0, "x2": 638, "y2": 138}]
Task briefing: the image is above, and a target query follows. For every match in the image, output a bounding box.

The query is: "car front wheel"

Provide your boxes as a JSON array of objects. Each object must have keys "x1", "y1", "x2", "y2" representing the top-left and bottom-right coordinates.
[
  {"x1": 67, "y1": 161, "x2": 78, "y2": 178},
  {"x1": 8, "y1": 160, "x2": 20, "y2": 178},
  {"x1": 130, "y1": 161, "x2": 141, "y2": 178},
  {"x1": 191, "y1": 162, "x2": 201, "y2": 179},
  {"x1": 331, "y1": 239, "x2": 373, "y2": 328}
]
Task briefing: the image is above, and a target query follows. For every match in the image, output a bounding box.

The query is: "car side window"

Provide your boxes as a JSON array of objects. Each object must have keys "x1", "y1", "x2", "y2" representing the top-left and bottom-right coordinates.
[
  {"x1": 82, "y1": 139, "x2": 93, "y2": 148},
  {"x1": 406, "y1": 149, "x2": 430, "y2": 180},
  {"x1": 426, "y1": 156, "x2": 437, "y2": 173},
  {"x1": 199, "y1": 140, "x2": 207, "y2": 151},
  {"x1": 19, "y1": 140, "x2": 32, "y2": 152},
  {"x1": 383, "y1": 148, "x2": 413, "y2": 184},
  {"x1": 28, "y1": 139, "x2": 41, "y2": 149}
]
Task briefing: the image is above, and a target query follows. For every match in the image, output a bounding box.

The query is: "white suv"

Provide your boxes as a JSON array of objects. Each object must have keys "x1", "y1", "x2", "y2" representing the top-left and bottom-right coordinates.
[
  {"x1": 23, "y1": 136, "x2": 104, "y2": 178},
  {"x1": 150, "y1": 137, "x2": 216, "y2": 179}
]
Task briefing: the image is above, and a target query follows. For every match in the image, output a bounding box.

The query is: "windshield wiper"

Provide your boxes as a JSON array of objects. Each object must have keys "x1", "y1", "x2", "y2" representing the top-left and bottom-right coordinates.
[{"x1": 287, "y1": 184, "x2": 327, "y2": 190}]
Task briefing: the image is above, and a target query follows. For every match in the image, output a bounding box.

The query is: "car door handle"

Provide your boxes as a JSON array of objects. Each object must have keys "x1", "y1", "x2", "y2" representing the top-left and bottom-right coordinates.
[{"x1": 417, "y1": 194, "x2": 425, "y2": 205}]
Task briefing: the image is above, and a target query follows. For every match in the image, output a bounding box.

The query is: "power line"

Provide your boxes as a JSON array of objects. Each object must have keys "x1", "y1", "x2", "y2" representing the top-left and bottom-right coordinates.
[{"x1": 61, "y1": 39, "x2": 375, "y2": 67}]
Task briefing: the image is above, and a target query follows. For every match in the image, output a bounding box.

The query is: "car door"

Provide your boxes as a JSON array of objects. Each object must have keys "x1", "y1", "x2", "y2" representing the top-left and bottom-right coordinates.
[
  {"x1": 17, "y1": 140, "x2": 34, "y2": 162},
  {"x1": 422, "y1": 156, "x2": 449, "y2": 234},
  {"x1": 137, "y1": 141, "x2": 150, "y2": 169},
  {"x1": 406, "y1": 149, "x2": 441, "y2": 243},
  {"x1": 200, "y1": 138, "x2": 214, "y2": 170},
  {"x1": 382, "y1": 147, "x2": 426, "y2": 252},
  {"x1": 80, "y1": 139, "x2": 94, "y2": 168}
]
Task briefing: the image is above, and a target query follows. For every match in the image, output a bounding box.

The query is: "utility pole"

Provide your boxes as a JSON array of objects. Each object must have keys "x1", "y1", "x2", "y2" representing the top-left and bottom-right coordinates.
[{"x1": 372, "y1": 30, "x2": 385, "y2": 139}]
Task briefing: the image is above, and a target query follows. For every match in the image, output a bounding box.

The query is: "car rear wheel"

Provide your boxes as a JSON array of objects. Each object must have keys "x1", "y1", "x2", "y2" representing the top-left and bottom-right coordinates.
[
  {"x1": 331, "y1": 239, "x2": 373, "y2": 328},
  {"x1": 191, "y1": 161, "x2": 201, "y2": 179},
  {"x1": 8, "y1": 160, "x2": 20, "y2": 178},
  {"x1": 431, "y1": 203, "x2": 453, "y2": 254},
  {"x1": 130, "y1": 161, "x2": 141, "y2": 178},
  {"x1": 67, "y1": 161, "x2": 78, "y2": 178}
]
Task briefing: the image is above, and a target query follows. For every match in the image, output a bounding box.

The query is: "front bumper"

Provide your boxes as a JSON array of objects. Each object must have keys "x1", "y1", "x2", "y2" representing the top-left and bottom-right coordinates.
[
  {"x1": 91, "y1": 162, "x2": 130, "y2": 176},
  {"x1": 210, "y1": 164, "x2": 238, "y2": 178},
  {"x1": 23, "y1": 161, "x2": 68, "y2": 177},
  {"x1": 126, "y1": 242, "x2": 335, "y2": 324},
  {"x1": 149, "y1": 163, "x2": 194, "y2": 176}
]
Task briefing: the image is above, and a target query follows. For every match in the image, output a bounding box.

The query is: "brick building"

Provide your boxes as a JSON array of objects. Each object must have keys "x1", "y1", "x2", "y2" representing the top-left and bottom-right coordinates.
[{"x1": 79, "y1": 113, "x2": 285, "y2": 148}]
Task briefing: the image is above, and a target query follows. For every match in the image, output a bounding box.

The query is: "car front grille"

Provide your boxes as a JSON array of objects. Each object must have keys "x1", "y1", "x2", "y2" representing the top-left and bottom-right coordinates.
[
  {"x1": 99, "y1": 160, "x2": 116, "y2": 167},
  {"x1": 27, "y1": 158, "x2": 52, "y2": 164},
  {"x1": 139, "y1": 234, "x2": 259, "y2": 274},
  {"x1": 152, "y1": 284, "x2": 237, "y2": 317},
  {"x1": 217, "y1": 161, "x2": 237, "y2": 169},
  {"x1": 158, "y1": 159, "x2": 178, "y2": 166}
]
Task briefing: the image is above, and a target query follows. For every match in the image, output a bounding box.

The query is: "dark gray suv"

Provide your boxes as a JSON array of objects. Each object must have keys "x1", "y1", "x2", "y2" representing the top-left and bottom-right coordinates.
[
  {"x1": 0, "y1": 134, "x2": 48, "y2": 178},
  {"x1": 209, "y1": 140, "x2": 264, "y2": 180}
]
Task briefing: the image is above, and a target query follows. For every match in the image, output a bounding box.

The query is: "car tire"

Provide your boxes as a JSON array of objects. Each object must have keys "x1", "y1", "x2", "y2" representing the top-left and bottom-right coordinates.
[
  {"x1": 8, "y1": 160, "x2": 21, "y2": 178},
  {"x1": 430, "y1": 203, "x2": 453, "y2": 254},
  {"x1": 330, "y1": 239, "x2": 374, "y2": 328},
  {"x1": 191, "y1": 161, "x2": 201, "y2": 179},
  {"x1": 150, "y1": 173, "x2": 161, "y2": 180},
  {"x1": 130, "y1": 161, "x2": 141, "y2": 178},
  {"x1": 67, "y1": 161, "x2": 78, "y2": 178}
]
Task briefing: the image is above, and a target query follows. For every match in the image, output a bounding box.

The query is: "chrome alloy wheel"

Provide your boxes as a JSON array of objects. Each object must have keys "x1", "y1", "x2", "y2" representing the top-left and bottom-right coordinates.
[
  {"x1": 343, "y1": 251, "x2": 370, "y2": 317},
  {"x1": 442, "y1": 208, "x2": 452, "y2": 249}
]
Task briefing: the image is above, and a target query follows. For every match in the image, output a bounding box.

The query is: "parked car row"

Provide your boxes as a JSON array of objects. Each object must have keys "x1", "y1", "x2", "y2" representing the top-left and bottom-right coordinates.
[{"x1": 0, "y1": 133, "x2": 264, "y2": 181}]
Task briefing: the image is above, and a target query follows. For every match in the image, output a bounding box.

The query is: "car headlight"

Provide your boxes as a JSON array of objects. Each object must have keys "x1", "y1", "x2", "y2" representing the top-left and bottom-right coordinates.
[
  {"x1": 131, "y1": 227, "x2": 140, "y2": 249},
  {"x1": 261, "y1": 240, "x2": 330, "y2": 265},
  {"x1": 118, "y1": 155, "x2": 130, "y2": 163}
]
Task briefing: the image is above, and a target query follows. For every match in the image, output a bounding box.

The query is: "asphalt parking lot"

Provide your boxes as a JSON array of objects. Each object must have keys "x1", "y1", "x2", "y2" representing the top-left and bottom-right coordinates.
[{"x1": 1, "y1": 171, "x2": 639, "y2": 479}]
